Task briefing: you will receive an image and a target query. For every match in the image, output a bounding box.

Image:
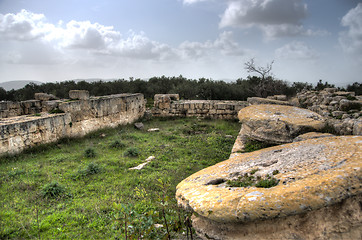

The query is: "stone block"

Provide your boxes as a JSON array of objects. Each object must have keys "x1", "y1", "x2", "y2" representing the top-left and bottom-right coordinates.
[
  {"x1": 69, "y1": 90, "x2": 89, "y2": 100},
  {"x1": 34, "y1": 93, "x2": 57, "y2": 101}
]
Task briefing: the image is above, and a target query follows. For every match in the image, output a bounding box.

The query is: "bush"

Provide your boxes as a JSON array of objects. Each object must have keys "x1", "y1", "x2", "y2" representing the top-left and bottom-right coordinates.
[
  {"x1": 72, "y1": 162, "x2": 101, "y2": 180},
  {"x1": 41, "y1": 181, "x2": 71, "y2": 199},
  {"x1": 84, "y1": 148, "x2": 96, "y2": 158},
  {"x1": 124, "y1": 147, "x2": 140, "y2": 157},
  {"x1": 109, "y1": 140, "x2": 126, "y2": 149}
]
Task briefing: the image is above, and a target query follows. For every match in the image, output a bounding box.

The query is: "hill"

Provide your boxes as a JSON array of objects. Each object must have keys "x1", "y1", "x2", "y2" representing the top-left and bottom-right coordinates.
[{"x1": 0, "y1": 80, "x2": 44, "y2": 91}]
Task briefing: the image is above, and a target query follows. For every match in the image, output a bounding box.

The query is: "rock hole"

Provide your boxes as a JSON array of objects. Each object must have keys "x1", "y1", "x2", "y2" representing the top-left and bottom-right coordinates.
[{"x1": 205, "y1": 178, "x2": 225, "y2": 185}]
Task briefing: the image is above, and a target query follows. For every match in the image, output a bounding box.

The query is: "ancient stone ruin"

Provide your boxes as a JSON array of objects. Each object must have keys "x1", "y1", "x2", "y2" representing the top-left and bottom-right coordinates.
[
  {"x1": 177, "y1": 136, "x2": 362, "y2": 239},
  {"x1": 174, "y1": 88, "x2": 361, "y2": 239},
  {"x1": 0, "y1": 91, "x2": 145, "y2": 155},
  {"x1": 152, "y1": 94, "x2": 249, "y2": 119}
]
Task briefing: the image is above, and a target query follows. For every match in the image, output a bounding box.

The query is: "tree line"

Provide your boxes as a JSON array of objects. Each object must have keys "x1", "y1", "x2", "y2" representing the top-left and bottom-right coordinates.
[{"x1": 0, "y1": 75, "x2": 360, "y2": 102}]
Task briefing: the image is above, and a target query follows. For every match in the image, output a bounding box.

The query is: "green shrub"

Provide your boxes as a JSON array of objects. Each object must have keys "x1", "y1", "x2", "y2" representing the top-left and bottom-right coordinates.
[
  {"x1": 84, "y1": 148, "x2": 96, "y2": 158},
  {"x1": 109, "y1": 140, "x2": 126, "y2": 149},
  {"x1": 41, "y1": 181, "x2": 71, "y2": 199},
  {"x1": 48, "y1": 108, "x2": 64, "y2": 114},
  {"x1": 255, "y1": 177, "x2": 279, "y2": 188},
  {"x1": 124, "y1": 147, "x2": 140, "y2": 157},
  {"x1": 72, "y1": 162, "x2": 101, "y2": 180},
  {"x1": 227, "y1": 171, "x2": 279, "y2": 188},
  {"x1": 346, "y1": 95, "x2": 357, "y2": 101}
]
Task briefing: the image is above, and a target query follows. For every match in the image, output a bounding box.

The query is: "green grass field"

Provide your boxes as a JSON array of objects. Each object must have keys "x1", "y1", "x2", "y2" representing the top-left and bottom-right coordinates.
[{"x1": 0, "y1": 117, "x2": 241, "y2": 239}]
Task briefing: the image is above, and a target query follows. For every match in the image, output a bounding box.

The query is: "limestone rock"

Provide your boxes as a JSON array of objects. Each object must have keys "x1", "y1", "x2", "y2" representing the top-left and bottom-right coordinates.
[
  {"x1": 129, "y1": 156, "x2": 155, "y2": 170},
  {"x1": 34, "y1": 93, "x2": 58, "y2": 101},
  {"x1": 247, "y1": 97, "x2": 291, "y2": 106},
  {"x1": 134, "y1": 122, "x2": 144, "y2": 130},
  {"x1": 176, "y1": 136, "x2": 362, "y2": 240},
  {"x1": 293, "y1": 132, "x2": 334, "y2": 142},
  {"x1": 69, "y1": 90, "x2": 89, "y2": 100},
  {"x1": 238, "y1": 104, "x2": 325, "y2": 144}
]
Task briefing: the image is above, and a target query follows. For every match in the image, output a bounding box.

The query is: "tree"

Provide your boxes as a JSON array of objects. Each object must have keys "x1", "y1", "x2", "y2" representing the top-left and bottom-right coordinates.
[
  {"x1": 244, "y1": 58, "x2": 275, "y2": 98},
  {"x1": 0, "y1": 87, "x2": 7, "y2": 101}
]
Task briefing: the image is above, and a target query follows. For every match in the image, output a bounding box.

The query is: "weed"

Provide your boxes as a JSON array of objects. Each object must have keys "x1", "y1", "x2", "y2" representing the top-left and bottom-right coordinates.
[
  {"x1": 84, "y1": 148, "x2": 96, "y2": 158},
  {"x1": 255, "y1": 176, "x2": 279, "y2": 188},
  {"x1": 244, "y1": 140, "x2": 274, "y2": 152},
  {"x1": 124, "y1": 147, "x2": 140, "y2": 157},
  {"x1": 72, "y1": 162, "x2": 101, "y2": 180},
  {"x1": 7, "y1": 168, "x2": 25, "y2": 178},
  {"x1": 109, "y1": 140, "x2": 126, "y2": 149},
  {"x1": 48, "y1": 108, "x2": 65, "y2": 114},
  {"x1": 346, "y1": 95, "x2": 357, "y2": 101},
  {"x1": 227, "y1": 171, "x2": 279, "y2": 188},
  {"x1": 41, "y1": 181, "x2": 72, "y2": 200},
  {"x1": 272, "y1": 170, "x2": 279, "y2": 175}
]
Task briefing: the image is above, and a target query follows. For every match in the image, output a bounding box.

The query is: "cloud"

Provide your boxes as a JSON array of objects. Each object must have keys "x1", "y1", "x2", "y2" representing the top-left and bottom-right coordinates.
[
  {"x1": 0, "y1": 9, "x2": 53, "y2": 41},
  {"x1": 339, "y1": 3, "x2": 362, "y2": 55},
  {"x1": 219, "y1": 0, "x2": 324, "y2": 39},
  {"x1": 1, "y1": 9, "x2": 246, "y2": 67},
  {"x1": 179, "y1": 31, "x2": 244, "y2": 58},
  {"x1": 59, "y1": 20, "x2": 121, "y2": 50},
  {"x1": 275, "y1": 41, "x2": 319, "y2": 60}
]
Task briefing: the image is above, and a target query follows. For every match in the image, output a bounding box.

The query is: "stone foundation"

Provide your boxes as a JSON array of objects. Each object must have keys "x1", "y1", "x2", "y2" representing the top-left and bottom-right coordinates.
[
  {"x1": 0, "y1": 93, "x2": 145, "y2": 155},
  {"x1": 152, "y1": 94, "x2": 249, "y2": 119}
]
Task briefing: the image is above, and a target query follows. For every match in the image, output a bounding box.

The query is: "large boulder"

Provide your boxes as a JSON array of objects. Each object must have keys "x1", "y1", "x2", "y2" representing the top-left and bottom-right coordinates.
[
  {"x1": 176, "y1": 136, "x2": 362, "y2": 240},
  {"x1": 238, "y1": 104, "x2": 325, "y2": 145}
]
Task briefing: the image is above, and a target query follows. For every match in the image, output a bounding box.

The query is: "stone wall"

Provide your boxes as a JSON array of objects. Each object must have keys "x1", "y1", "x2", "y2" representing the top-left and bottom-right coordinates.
[
  {"x1": 152, "y1": 94, "x2": 249, "y2": 119},
  {"x1": 295, "y1": 88, "x2": 361, "y2": 135},
  {"x1": 0, "y1": 93, "x2": 145, "y2": 155},
  {"x1": 0, "y1": 100, "x2": 43, "y2": 118}
]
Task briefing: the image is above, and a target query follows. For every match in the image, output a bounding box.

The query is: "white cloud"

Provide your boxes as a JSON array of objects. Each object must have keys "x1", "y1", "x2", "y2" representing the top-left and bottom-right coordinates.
[
  {"x1": 219, "y1": 0, "x2": 325, "y2": 39},
  {"x1": 339, "y1": 3, "x2": 362, "y2": 55},
  {"x1": 59, "y1": 20, "x2": 121, "y2": 50},
  {"x1": 179, "y1": 31, "x2": 244, "y2": 58},
  {"x1": 275, "y1": 41, "x2": 319, "y2": 60},
  {"x1": 0, "y1": 9, "x2": 246, "y2": 67},
  {"x1": 0, "y1": 9, "x2": 53, "y2": 41}
]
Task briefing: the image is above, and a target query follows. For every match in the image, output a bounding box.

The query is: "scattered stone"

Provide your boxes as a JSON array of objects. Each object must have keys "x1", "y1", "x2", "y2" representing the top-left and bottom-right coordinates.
[
  {"x1": 147, "y1": 128, "x2": 160, "y2": 132},
  {"x1": 339, "y1": 99, "x2": 362, "y2": 111},
  {"x1": 129, "y1": 156, "x2": 155, "y2": 170},
  {"x1": 134, "y1": 122, "x2": 144, "y2": 130},
  {"x1": 176, "y1": 136, "x2": 362, "y2": 240},
  {"x1": 237, "y1": 104, "x2": 325, "y2": 144}
]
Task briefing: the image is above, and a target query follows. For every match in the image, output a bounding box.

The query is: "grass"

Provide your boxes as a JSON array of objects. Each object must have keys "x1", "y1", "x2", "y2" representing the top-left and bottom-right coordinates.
[
  {"x1": 0, "y1": 117, "x2": 240, "y2": 239},
  {"x1": 226, "y1": 168, "x2": 280, "y2": 189}
]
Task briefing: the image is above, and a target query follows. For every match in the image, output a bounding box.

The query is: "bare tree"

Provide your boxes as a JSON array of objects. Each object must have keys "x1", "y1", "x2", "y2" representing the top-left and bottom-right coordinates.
[{"x1": 244, "y1": 58, "x2": 275, "y2": 98}]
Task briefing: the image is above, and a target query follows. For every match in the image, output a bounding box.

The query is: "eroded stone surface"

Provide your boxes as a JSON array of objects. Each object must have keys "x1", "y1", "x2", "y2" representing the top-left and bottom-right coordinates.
[
  {"x1": 247, "y1": 97, "x2": 291, "y2": 106},
  {"x1": 238, "y1": 104, "x2": 325, "y2": 144},
  {"x1": 293, "y1": 132, "x2": 334, "y2": 142},
  {"x1": 176, "y1": 136, "x2": 362, "y2": 225},
  {"x1": 191, "y1": 194, "x2": 362, "y2": 240}
]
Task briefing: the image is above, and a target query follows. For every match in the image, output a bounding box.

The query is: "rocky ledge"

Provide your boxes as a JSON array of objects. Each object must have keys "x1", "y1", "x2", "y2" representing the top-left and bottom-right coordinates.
[{"x1": 176, "y1": 136, "x2": 362, "y2": 239}]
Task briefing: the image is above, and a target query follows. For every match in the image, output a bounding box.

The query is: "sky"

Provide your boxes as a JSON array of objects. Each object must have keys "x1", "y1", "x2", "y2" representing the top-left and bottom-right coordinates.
[{"x1": 0, "y1": 0, "x2": 361, "y2": 87}]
